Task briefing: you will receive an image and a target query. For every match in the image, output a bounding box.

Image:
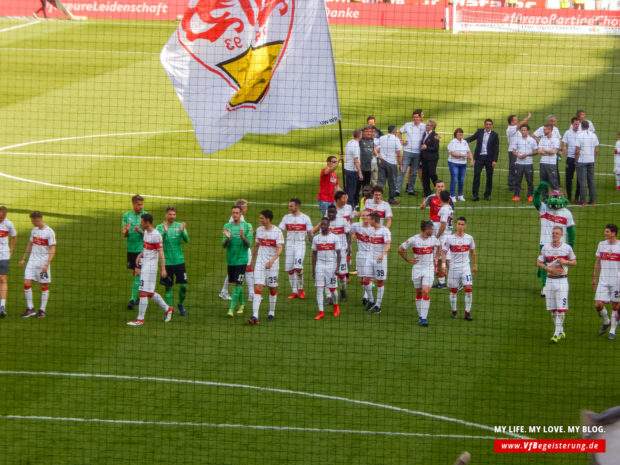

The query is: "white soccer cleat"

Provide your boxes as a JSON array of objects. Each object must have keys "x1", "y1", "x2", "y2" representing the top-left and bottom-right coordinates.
[
  {"x1": 165, "y1": 307, "x2": 174, "y2": 323},
  {"x1": 127, "y1": 319, "x2": 144, "y2": 326},
  {"x1": 219, "y1": 291, "x2": 232, "y2": 301}
]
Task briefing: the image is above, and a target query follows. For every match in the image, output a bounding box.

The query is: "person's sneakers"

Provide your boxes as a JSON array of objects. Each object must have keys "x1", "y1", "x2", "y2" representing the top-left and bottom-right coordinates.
[
  {"x1": 431, "y1": 282, "x2": 440, "y2": 289},
  {"x1": 288, "y1": 293, "x2": 298, "y2": 300},
  {"x1": 127, "y1": 299, "x2": 138, "y2": 310},
  {"x1": 315, "y1": 311, "x2": 325, "y2": 320},
  {"x1": 267, "y1": 314, "x2": 275, "y2": 322},
  {"x1": 333, "y1": 304, "x2": 340, "y2": 317},
  {"x1": 483, "y1": 196, "x2": 490, "y2": 201},
  {"x1": 458, "y1": 196, "x2": 466, "y2": 202},
  {"x1": 559, "y1": 332, "x2": 566, "y2": 340},
  {"x1": 451, "y1": 311, "x2": 457, "y2": 319},
  {"x1": 609, "y1": 332, "x2": 616, "y2": 341},
  {"x1": 236, "y1": 304, "x2": 245, "y2": 314},
  {"x1": 36, "y1": 310, "x2": 46, "y2": 319},
  {"x1": 178, "y1": 305, "x2": 186, "y2": 317},
  {"x1": 436, "y1": 282, "x2": 447, "y2": 289},
  {"x1": 599, "y1": 322, "x2": 611, "y2": 335},
  {"x1": 362, "y1": 297, "x2": 368, "y2": 306},
  {"x1": 419, "y1": 318, "x2": 428, "y2": 326},
  {"x1": 22, "y1": 309, "x2": 36, "y2": 318},
  {"x1": 370, "y1": 306, "x2": 381, "y2": 314},
  {"x1": 589, "y1": 202, "x2": 596, "y2": 206},
  {"x1": 298, "y1": 289, "x2": 306, "y2": 300},
  {"x1": 472, "y1": 197, "x2": 480, "y2": 202},
  {"x1": 617, "y1": 186, "x2": 620, "y2": 191},
  {"x1": 540, "y1": 287, "x2": 546, "y2": 298},
  {"x1": 165, "y1": 307, "x2": 174, "y2": 322},
  {"x1": 340, "y1": 289, "x2": 347, "y2": 303},
  {"x1": 0, "y1": 306, "x2": 5, "y2": 318},
  {"x1": 464, "y1": 313, "x2": 473, "y2": 321},
  {"x1": 450, "y1": 196, "x2": 457, "y2": 203},
  {"x1": 550, "y1": 335, "x2": 559, "y2": 344},
  {"x1": 227, "y1": 309, "x2": 234, "y2": 317},
  {"x1": 127, "y1": 319, "x2": 144, "y2": 326},
  {"x1": 219, "y1": 291, "x2": 232, "y2": 301},
  {"x1": 326, "y1": 297, "x2": 333, "y2": 306},
  {"x1": 365, "y1": 301, "x2": 376, "y2": 311},
  {"x1": 527, "y1": 196, "x2": 533, "y2": 202},
  {"x1": 511, "y1": 196, "x2": 520, "y2": 201},
  {"x1": 247, "y1": 316, "x2": 259, "y2": 325}
]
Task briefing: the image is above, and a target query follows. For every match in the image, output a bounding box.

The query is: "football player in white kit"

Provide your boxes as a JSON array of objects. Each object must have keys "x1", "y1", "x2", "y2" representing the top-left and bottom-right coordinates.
[
  {"x1": 312, "y1": 217, "x2": 342, "y2": 320},
  {"x1": 19, "y1": 211, "x2": 55, "y2": 319},
  {"x1": 443, "y1": 217, "x2": 477, "y2": 321},
  {"x1": 366, "y1": 212, "x2": 391, "y2": 313},
  {"x1": 127, "y1": 214, "x2": 175, "y2": 326},
  {"x1": 335, "y1": 190, "x2": 354, "y2": 290},
  {"x1": 0, "y1": 206, "x2": 17, "y2": 317},
  {"x1": 351, "y1": 211, "x2": 373, "y2": 307},
  {"x1": 592, "y1": 224, "x2": 620, "y2": 340},
  {"x1": 537, "y1": 226, "x2": 577, "y2": 343},
  {"x1": 398, "y1": 220, "x2": 440, "y2": 326},
  {"x1": 278, "y1": 198, "x2": 313, "y2": 300},
  {"x1": 435, "y1": 190, "x2": 453, "y2": 289},
  {"x1": 249, "y1": 210, "x2": 284, "y2": 324},
  {"x1": 363, "y1": 186, "x2": 393, "y2": 228}
]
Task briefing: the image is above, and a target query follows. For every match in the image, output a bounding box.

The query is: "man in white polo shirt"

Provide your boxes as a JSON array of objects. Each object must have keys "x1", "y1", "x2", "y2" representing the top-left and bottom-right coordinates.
[
  {"x1": 377, "y1": 125, "x2": 403, "y2": 205},
  {"x1": 576, "y1": 109, "x2": 595, "y2": 133},
  {"x1": 510, "y1": 124, "x2": 539, "y2": 202},
  {"x1": 562, "y1": 117, "x2": 582, "y2": 202},
  {"x1": 537, "y1": 124, "x2": 561, "y2": 192},
  {"x1": 343, "y1": 129, "x2": 363, "y2": 207},
  {"x1": 574, "y1": 120, "x2": 599, "y2": 205},
  {"x1": 533, "y1": 115, "x2": 562, "y2": 189},
  {"x1": 397, "y1": 109, "x2": 425, "y2": 196},
  {"x1": 506, "y1": 112, "x2": 531, "y2": 192}
]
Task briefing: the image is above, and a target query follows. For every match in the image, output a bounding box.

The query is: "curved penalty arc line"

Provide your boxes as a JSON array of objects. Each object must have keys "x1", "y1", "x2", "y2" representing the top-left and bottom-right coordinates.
[{"x1": 0, "y1": 370, "x2": 530, "y2": 439}]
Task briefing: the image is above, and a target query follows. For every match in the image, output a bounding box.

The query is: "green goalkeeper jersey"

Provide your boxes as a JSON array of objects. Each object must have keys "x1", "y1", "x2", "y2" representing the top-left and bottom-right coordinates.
[
  {"x1": 156, "y1": 222, "x2": 189, "y2": 266},
  {"x1": 223, "y1": 221, "x2": 253, "y2": 266},
  {"x1": 122, "y1": 209, "x2": 148, "y2": 253}
]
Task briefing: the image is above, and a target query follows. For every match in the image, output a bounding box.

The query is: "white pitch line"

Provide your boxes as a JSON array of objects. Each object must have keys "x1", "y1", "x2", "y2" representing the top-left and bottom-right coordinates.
[
  {"x1": 0, "y1": 21, "x2": 39, "y2": 33},
  {"x1": 0, "y1": 370, "x2": 529, "y2": 439},
  {"x1": 1, "y1": 415, "x2": 498, "y2": 440}
]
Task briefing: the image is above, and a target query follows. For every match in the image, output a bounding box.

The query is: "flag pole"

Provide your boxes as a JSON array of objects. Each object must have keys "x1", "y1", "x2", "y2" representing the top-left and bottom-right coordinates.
[{"x1": 338, "y1": 119, "x2": 346, "y2": 191}]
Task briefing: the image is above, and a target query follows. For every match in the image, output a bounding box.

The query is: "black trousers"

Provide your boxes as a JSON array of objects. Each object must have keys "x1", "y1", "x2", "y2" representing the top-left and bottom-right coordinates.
[
  {"x1": 565, "y1": 158, "x2": 580, "y2": 201},
  {"x1": 472, "y1": 157, "x2": 494, "y2": 199},
  {"x1": 421, "y1": 158, "x2": 438, "y2": 197}
]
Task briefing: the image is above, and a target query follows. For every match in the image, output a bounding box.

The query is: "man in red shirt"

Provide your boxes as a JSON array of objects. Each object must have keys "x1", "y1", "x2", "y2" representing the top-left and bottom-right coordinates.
[{"x1": 317, "y1": 155, "x2": 341, "y2": 216}]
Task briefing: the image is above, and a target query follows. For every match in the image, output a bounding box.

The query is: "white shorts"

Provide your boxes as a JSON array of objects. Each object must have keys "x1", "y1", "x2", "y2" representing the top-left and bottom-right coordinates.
[
  {"x1": 285, "y1": 243, "x2": 305, "y2": 272},
  {"x1": 367, "y1": 256, "x2": 387, "y2": 281},
  {"x1": 356, "y1": 252, "x2": 372, "y2": 278},
  {"x1": 139, "y1": 260, "x2": 158, "y2": 293},
  {"x1": 24, "y1": 259, "x2": 51, "y2": 284},
  {"x1": 595, "y1": 281, "x2": 620, "y2": 303},
  {"x1": 337, "y1": 254, "x2": 348, "y2": 277},
  {"x1": 545, "y1": 277, "x2": 569, "y2": 311},
  {"x1": 447, "y1": 266, "x2": 473, "y2": 289},
  {"x1": 412, "y1": 266, "x2": 434, "y2": 289},
  {"x1": 254, "y1": 261, "x2": 279, "y2": 288},
  {"x1": 315, "y1": 263, "x2": 337, "y2": 288}
]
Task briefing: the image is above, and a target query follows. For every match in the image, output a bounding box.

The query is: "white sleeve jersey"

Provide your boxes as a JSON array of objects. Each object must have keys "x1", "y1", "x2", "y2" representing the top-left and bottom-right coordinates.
[
  {"x1": 279, "y1": 213, "x2": 313, "y2": 243},
  {"x1": 351, "y1": 223, "x2": 372, "y2": 256},
  {"x1": 329, "y1": 217, "x2": 351, "y2": 250},
  {"x1": 369, "y1": 226, "x2": 391, "y2": 258},
  {"x1": 596, "y1": 240, "x2": 620, "y2": 285},
  {"x1": 141, "y1": 228, "x2": 163, "y2": 263},
  {"x1": 0, "y1": 218, "x2": 17, "y2": 260},
  {"x1": 364, "y1": 199, "x2": 393, "y2": 225},
  {"x1": 29, "y1": 226, "x2": 56, "y2": 262},
  {"x1": 255, "y1": 225, "x2": 285, "y2": 265},
  {"x1": 438, "y1": 205, "x2": 453, "y2": 236},
  {"x1": 443, "y1": 234, "x2": 475, "y2": 268},
  {"x1": 538, "y1": 243, "x2": 576, "y2": 275},
  {"x1": 337, "y1": 204, "x2": 354, "y2": 223},
  {"x1": 401, "y1": 234, "x2": 439, "y2": 269},
  {"x1": 312, "y1": 232, "x2": 341, "y2": 265},
  {"x1": 538, "y1": 204, "x2": 575, "y2": 245}
]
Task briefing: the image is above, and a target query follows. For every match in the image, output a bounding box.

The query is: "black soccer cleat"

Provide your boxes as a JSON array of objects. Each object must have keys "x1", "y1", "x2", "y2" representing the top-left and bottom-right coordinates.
[
  {"x1": 370, "y1": 306, "x2": 381, "y2": 314},
  {"x1": 365, "y1": 302, "x2": 376, "y2": 311},
  {"x1": 598, "y1": 323, "x2": 611, "y2": 336},
  {"x1": 340, "y1": 289, "x2": 347, "y2": 303},
  {"x1": 267, "y1": 315, "x2": 275, "y2": 322}
]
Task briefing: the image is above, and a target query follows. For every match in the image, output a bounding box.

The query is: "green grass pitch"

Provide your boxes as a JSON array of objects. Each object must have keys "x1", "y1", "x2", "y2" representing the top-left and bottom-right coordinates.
[{"x1": 0, "y1": 17, "x2": 619, "y2": 464}]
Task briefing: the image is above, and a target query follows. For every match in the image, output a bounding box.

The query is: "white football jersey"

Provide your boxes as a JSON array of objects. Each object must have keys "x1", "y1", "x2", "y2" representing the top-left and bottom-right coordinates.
[
  {"x1": 443, "y1": 234, "x2": 475, "y2": 268},
  {"x1": 328, "y1": 216, "x2": 351, "y2": 250},
  {"x1": 538, "y1": 242, "x2": 576, "y2": 275},
  {"x1": 438, "y1": 205, "x2": 453, "y2": 236},
  {"x1": 278, "y1": 213, "x2": 313, "y2": 243},
  {"x1": 401, "y1": 234, "x2": 440, "y2": 269},
  {"x1": 29, "y1": 226, "x2": 56, "y2": 261},
  {"x1": 255, "y1": 226, "x2": 285, "y2": 264},
  {"x1": 337, "y1": 204, "x2": 354, "y2": 223},
  {"x1": 351, "y1": 223, "x2": 372, "y2": 256},
  {"x1": 369, "y1": 226, "x2": 391, "y2": 258},
  {"x1": 363, "y1": 199, "x2": 393, "y2": 225},
  {"x1": 539, "y1": 203, "x2": 574, "y2": 245},
  {"x1": 596, "y1": 240, "x2": 620, "y2": 285},
  {"x1": 142, "y1": 228, "x2": 163, "y2": 263},
  {"x1": 0, "y1": 218, "x2": 17, "y2": 261},
  {"x1": 312, "y1": 232, "x2": 342, "y2": 265}
]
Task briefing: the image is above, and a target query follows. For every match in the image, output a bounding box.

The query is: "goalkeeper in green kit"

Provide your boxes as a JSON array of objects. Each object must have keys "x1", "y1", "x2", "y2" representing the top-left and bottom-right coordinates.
[
  {"x1": 157, "y1": 206, "x2": 189, "y2": 316},
  {"x1": 222, "y1": 205, "x2": 253, "y2": 317}
]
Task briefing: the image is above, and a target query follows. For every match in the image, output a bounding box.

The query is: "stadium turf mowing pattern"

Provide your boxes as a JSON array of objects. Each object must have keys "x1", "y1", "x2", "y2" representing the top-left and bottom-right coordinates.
[{"x1": 0, "y1": 18, "x2": 619, "y2": 464}]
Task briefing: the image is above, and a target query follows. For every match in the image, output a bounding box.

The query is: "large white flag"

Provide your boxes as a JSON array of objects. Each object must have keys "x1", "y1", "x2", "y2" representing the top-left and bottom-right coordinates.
[{"x1": 161, "y1": 0, "x2": 341, "y2": 154}]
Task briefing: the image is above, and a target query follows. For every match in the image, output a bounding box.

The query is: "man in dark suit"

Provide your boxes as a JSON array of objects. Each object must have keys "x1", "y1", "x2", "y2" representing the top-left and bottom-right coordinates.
[
  {"x1": 466, "y1": 119, "x2": 499, "y2": 201},
  {"x1": 420, "y1": 119, "x2": 440, "y2": 197}
]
